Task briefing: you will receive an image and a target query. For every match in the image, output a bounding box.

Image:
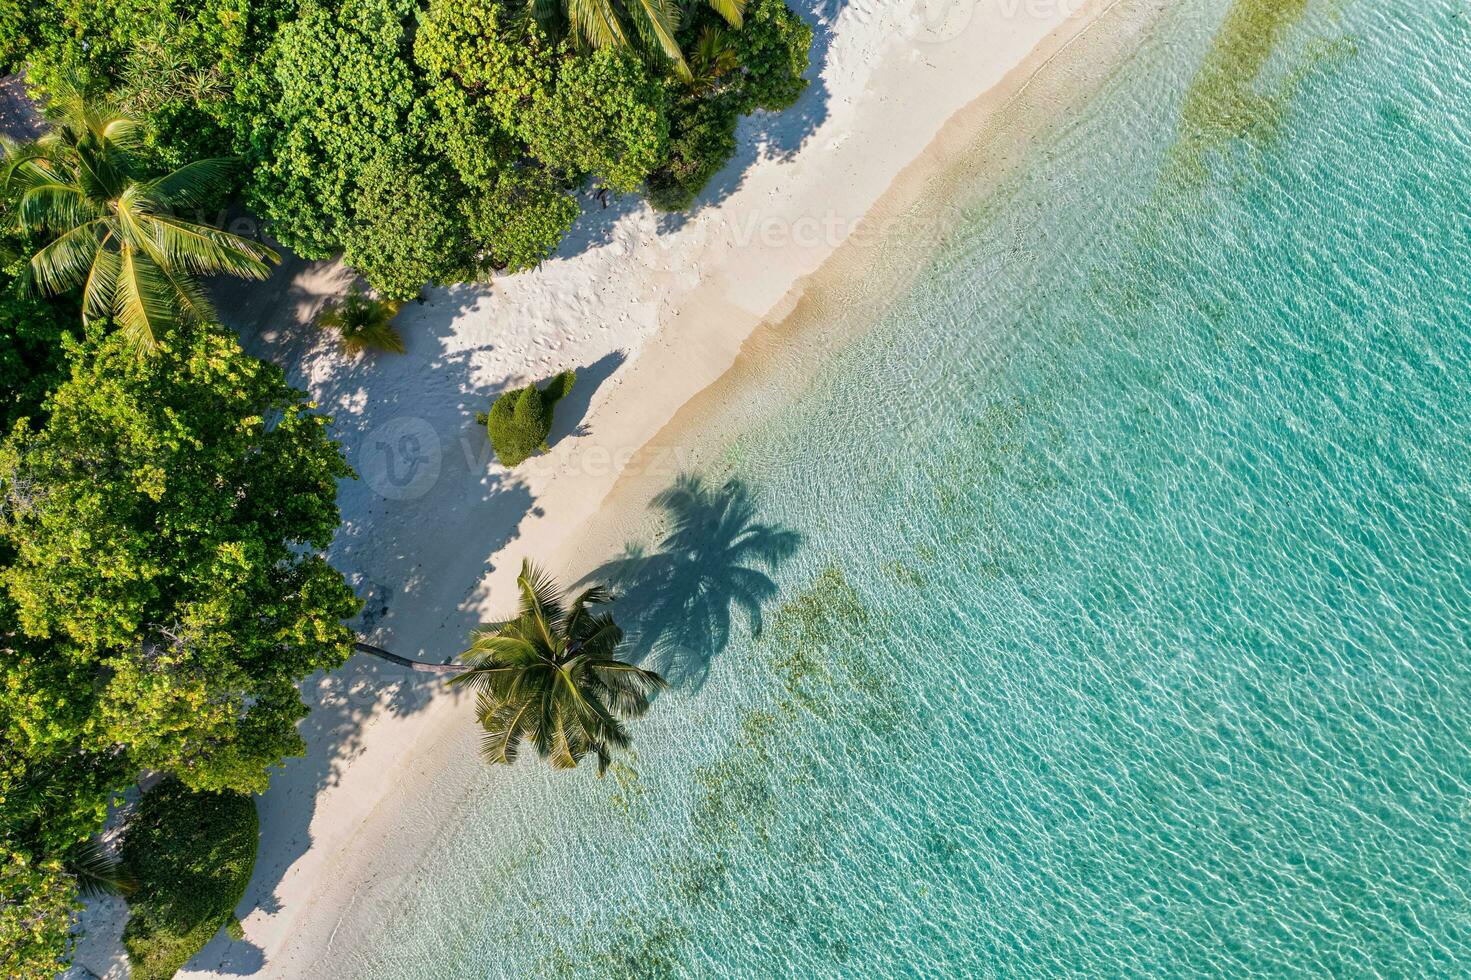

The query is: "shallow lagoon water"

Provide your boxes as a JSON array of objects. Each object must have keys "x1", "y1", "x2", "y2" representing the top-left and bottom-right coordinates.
[{"x1": 325, "y1": 0, "x2": 1471, "y2": 974}]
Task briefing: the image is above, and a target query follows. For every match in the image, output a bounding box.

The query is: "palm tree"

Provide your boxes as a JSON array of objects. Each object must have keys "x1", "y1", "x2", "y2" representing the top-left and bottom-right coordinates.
[
  {"x1": 688, "y1": 25, "x2": 740, "y2": 92},
  {"x1": 450, "y1": 560, "x2": 666, "y2": 774},
  {"x1": 543, "y1": 0, "x2": 745, "y2": 81},
  {"x1": 2, "y1": 80, "x2": 277, "y2": 352},
  {"x1": 315, "y1": 288, "x2": 406, "y2": 355},
  {"x1": 65, "y1": 837, "x2": 135, "y2": 899}
]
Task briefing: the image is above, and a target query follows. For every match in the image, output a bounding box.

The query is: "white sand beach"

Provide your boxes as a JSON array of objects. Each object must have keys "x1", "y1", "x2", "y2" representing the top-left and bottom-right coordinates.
[{"x1": 64, "y1": 0, "x2": 1146, "y2": 974}]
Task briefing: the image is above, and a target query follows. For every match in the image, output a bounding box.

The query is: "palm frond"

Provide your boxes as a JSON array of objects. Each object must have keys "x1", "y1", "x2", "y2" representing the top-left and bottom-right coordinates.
[
  {"x1": 148, "y1": 252, "x2": 220, "y2": 327},
  {"x1": 566, "y1": 0, "x2": 631, "y2": 49},
  {"x1": 16, "y1": 181, "x2": 94, "y2": 233},
  {"x1": 572, "y1": 613, "x2": 625, "y2": 659},
  {"x1": 99, "y1": 115, "x2": 144, "y2": 149},
  {"x1": 477, "y1": 694, "x2": 535, "y2": 765},
  {"x1": 27, "y1": 220, "x2": 105, "y2": 297},
  {"x1": 704, "y1": 0, "x2": 745, "y2": 28},
  {"x1": 143, "y1": 214, "x2": 275, "y2": 279},
  {"x1": 547, "y1": 704, "x2": 580, "y2": 769},
  {"x1": 625, "y1": 0, "x2": 690, "y2": 79},
  {"x1": 113, "y1": 245, "x2": 174, "y2": 352},
  {"x1": 526, "y1": 0, "x2": 561, "y2": 29},
  {"x1": 65, "y1": 838, "x2": 136, "y2": 899},
  {"x1": 587, "y1": 659, "x2": 666, "y2": 717},
  {"x1": 144, "y1": 157, "x2": 241, "y2": 210},
  {"x1": 517, "y1": 560, "x2": 567, "y2": 639},
  {"x1": 81, "y1": 244, "x2": 122, "y2": 323}
]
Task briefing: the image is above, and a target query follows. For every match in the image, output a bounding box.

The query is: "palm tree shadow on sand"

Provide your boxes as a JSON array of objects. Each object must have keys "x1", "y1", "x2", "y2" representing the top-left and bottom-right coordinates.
[{"x1": 582, "y1": 474, "x2": 800, "y2": 691}]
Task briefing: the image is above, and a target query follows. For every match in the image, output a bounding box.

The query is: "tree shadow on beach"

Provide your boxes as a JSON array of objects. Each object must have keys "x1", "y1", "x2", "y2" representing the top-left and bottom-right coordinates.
[
  {"x1": 547, "y1": 348, "x2": 627, "y2": 444},
  {"x1": 196, "y1": 253, "x2": 536, "y2": 976},
  {"x1": 583, "y1": 474, "x2": 800, "y2": 691}
]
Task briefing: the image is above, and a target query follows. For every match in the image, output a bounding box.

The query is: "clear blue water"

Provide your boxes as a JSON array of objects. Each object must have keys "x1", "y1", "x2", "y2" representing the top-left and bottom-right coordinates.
[{"x1": 322, "y1": 0, "x2": 1471, "y2": 974}]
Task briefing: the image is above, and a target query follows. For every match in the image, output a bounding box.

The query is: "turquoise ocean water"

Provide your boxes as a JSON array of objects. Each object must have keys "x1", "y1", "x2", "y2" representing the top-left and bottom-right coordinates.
[{"x1": 325, "y1": 0, "x2": 1471, "y2": 974}]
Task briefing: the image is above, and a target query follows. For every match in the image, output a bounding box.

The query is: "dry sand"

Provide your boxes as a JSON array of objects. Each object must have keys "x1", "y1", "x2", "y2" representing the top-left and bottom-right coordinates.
[{"x1": 64, "y1": 0, "x2": 1158, "y2": 974}]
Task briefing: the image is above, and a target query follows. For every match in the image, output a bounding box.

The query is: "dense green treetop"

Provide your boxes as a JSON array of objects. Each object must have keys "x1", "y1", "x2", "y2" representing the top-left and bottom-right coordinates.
[
  {"x1": 0, "y1": 849, "x2": 78, "y2": 980},
  {"x1": 12, "y1": 0, "x2": 296, "y2": 167},
  {"x1": 522, "y1": 47, "x2": 670, "y2": 194},
  {"x1": 0, "y1": 326, "x2": 359, "y2": 795},
  {"x1": 248, "y1": 0, "x2": 427, "y2": 260},
  {"x1": 0, "y1": 227, "x2": 75, "y2": 433},
  {"x1": 416, "y1": 0, "x2": 558, "y2": 163}
]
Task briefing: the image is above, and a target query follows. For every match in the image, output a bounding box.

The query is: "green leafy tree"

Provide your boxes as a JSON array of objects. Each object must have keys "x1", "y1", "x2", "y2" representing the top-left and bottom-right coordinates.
[
  {"x1": 416, "y1": 0, "x2": 559, "y2": 162},
  {"x1": 728, "y1": 0, "x2": 811, "y2": 113},
  {"x1": 646, "y1": 89, "x2": 740, "y2": 211},
  {"x1": 248, "y1": 0, "x2": 425, "y2": 258},
  {"x1": 451, "y1": 560, "x2": 665, "y2": 774},
  {"x1": 478, "y1": 370, "x2": 576, "y2": 468},
  {"x1": 315, "y1": 287, "x2": 406, "y2": 355},
  {"x1": 648, "y1": 0, "x2": 811, "y2": 210},
  {"x1": 4, "y1": 83, "x2": 277, "y2": 351},
  {"x1": 463, "y1": 170, "x2": 580, "y2": 273},
  {"x1": 522, "y1": 47, "x2": 670, "y2": 193},
  {"x1": 0, "y1": 849, "x2": 78, "y2": 980},
  {"x1": 340, "y1": 149, "x2": 483, "y2": 300},
  {"x1": 0, "y1": 325, "x2": 360, "y2": 795},
  {"x1": 15, "y1": 0, "x2": 295, "y2": 167}
]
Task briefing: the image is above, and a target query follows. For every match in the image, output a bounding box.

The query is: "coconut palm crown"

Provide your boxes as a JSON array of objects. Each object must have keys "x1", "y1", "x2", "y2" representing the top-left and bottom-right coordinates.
[
  {"x1": 450, "y1": 560, "x2": 666, "y2": 774},
  {"x1": 544, "y1": 0, "x2": 745, "y2": 81},
  {"x1": 315, "y1": 287, "x2": 406, "y2": 355},
  {"x1": 2, "y1": 80, "x2": 277, "y2": 351}
]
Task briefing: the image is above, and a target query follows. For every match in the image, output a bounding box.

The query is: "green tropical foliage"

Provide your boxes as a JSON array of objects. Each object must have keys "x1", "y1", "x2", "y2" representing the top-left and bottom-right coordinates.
[
  {"x1": 12, "y1": 0, "x2": 811, "y2": 298},
  {"x1": 0, "y1": 192, "x2": 77, "y2": 431},
  {"x1": 544, "y1": 0, "x2": 745, "y2": 81},
  {"x1": 64, "y1": 837, "x2": 135, "y2": 899},
  {"x1": 315, "y1": 287, "x2": 406, "y2": 355},
  {"x1": 647, "y1": 0, "x2": 812, "y2": 209},
  {"x1": 0, "y1": 325, "x2": 359, "y2": 795},
  {"x1": 3, "y1": 82, "x2": 277, "y2": 351},
  {"x1": 451, "y1": 561, "x2": 666, "y2": 774},
  {"x1": 478, "y1": 369, "x2": 576, "y2": 468},
  {"x1": 0, "y1": 323, "x2": 357, "y2": 974},
  {"x1": 119, "y1": 778, "x2": 257, "y2": 980},
  {"x1": 0, "y1": 849, "x2": 78, "y2": 980},
  {"x1": 521, "y1": 47, "x2": 670, "y2": 194}
]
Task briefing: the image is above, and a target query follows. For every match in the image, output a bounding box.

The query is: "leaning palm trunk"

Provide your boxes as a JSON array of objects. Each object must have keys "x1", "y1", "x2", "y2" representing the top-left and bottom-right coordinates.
[
  {"x1": 451, "y1": 560, "x2": 666, "y2": 773},
  {"x1": 3, "y1": 78, "x2": 277, "y2": 351}
]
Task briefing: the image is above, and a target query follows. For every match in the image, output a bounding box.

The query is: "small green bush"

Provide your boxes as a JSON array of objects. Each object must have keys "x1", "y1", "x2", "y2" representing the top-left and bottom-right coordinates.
[
  {"x1": 119, "y1": 779, "x2": 259, "y2": 980},
  {"x1": 478, "y1": 370, "x2": 576, "y2": 467}
]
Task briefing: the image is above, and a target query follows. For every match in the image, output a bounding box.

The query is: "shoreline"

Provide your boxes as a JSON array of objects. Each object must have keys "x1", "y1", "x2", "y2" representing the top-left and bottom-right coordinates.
[
  {"x1": 121, "y1": 0, "x2": 1174, "y2": 975},
  {"x1": 555, "y1": 0, "x2": 1170, "y2": 580}
]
